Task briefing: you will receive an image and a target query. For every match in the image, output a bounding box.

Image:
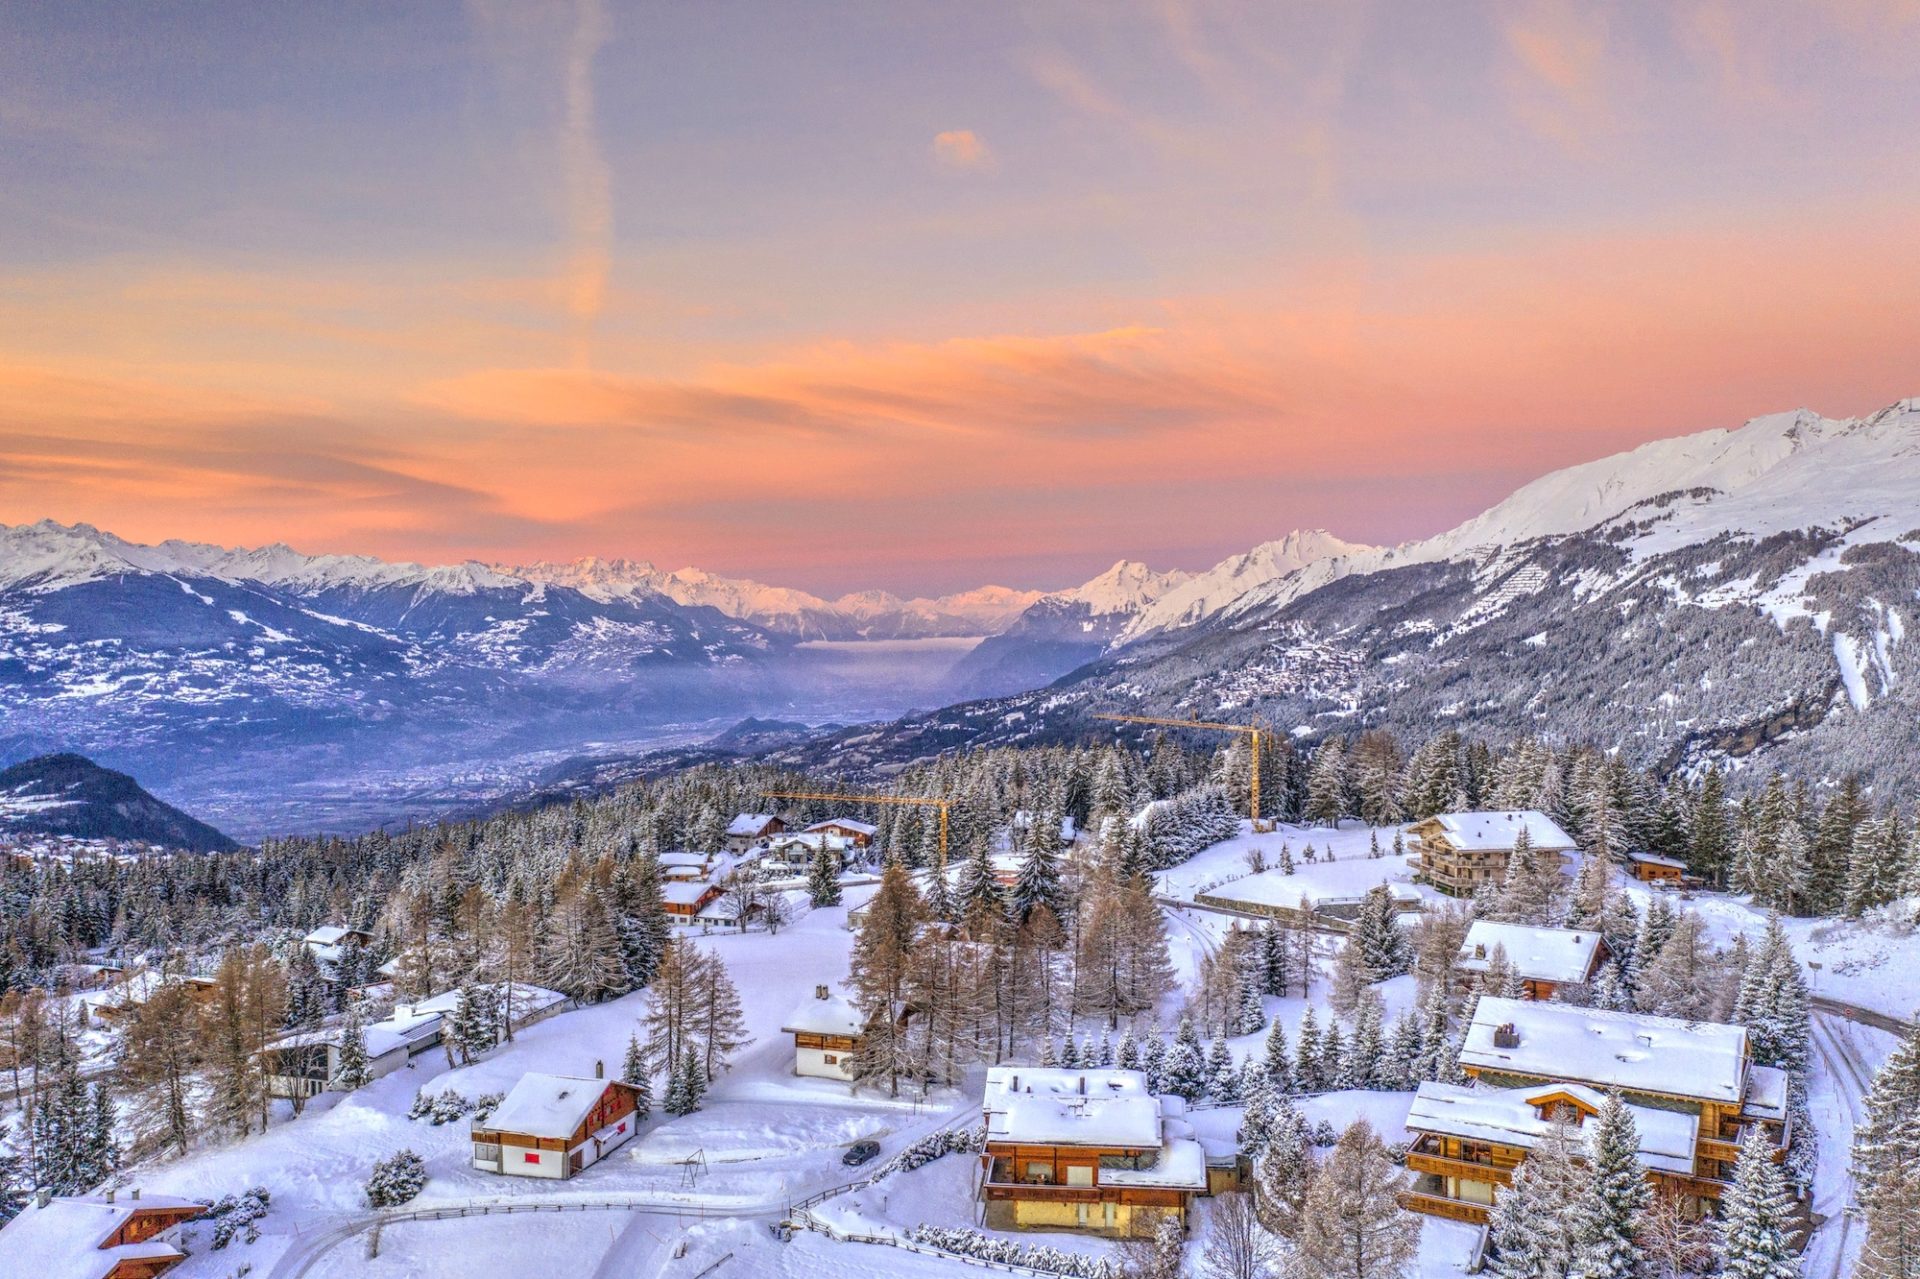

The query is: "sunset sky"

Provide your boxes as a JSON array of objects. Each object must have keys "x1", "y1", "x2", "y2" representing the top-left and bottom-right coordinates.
[{"x1": 4, "y1": 1, "x2": 1919, "y2": 595}]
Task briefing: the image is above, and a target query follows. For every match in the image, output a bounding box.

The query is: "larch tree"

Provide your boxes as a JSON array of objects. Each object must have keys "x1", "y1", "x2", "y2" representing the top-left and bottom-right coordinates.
[
  {"x1": 847, "y1": 858, "x2": 926, "y2": 1096},
  {"x1": 1290, "y1": 1119, "x2": 1418, "y2": 1279}
]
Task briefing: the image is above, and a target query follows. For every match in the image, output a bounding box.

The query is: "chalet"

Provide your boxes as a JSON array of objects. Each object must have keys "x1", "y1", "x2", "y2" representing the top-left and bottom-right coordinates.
[
  {"x1": 767, "y1": 831, "x2": 854, "y2": 862},
  {"x1": 805, "y1": 817, "x2": 877, "y2": 848},
  {"x1": 470, "y1": 1071, "x2": 644, "y2": 1179},
  {"x1": 1627, "y1": 851, "x2": 1691, "y2": 886},
  {"x1": 1456, "y1": 921, "x2": 1607, "y2": 1000},
  {"x1": 781, "y1": 985, "x2": 866, "y2": 1080},
  {"x1": 661, "y1": 880, "x2": 724, "y2": 923},
  {"x1": 725, "y1": 813, "x2": 785, "y2": 853},
  {"x1": 303, "y1": 924, "x2": 374, "y2": 980},
  {"x1": 1404, "y1": 810, "x2": 1578, "y2": 897},
  {"x1": 1399, "y1": 996, "x2": 1796, "y2": 1223},
  {"x1": 261, "y1": 984, "x2": 568, "y2": 1099},
  {"x1": 1403, "y1": 1080, "x2": 1700, "y2": 1225},
  {"x1": 82, "y1": 970, "x2": 218, "y2": 1024},
  {"x1": 0, "y1": 1189, "x2": 207, "y2": 1279},
  {"x1": 657, "y1": 851, "x2": 714, "y2": 881},
  {"x1": 980, "y1": 1066, "x2": 1207, "y2": 1237}
]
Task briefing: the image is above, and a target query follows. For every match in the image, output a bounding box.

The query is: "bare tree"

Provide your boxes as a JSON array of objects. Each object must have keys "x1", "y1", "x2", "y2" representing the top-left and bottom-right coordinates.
[
  {"x1": 1289, "y1": 1120, "x2": 1418, "y2": 1279},
  {"x1": 1204, "y1": 1191, "x2": 1282, "y2": 1279}
]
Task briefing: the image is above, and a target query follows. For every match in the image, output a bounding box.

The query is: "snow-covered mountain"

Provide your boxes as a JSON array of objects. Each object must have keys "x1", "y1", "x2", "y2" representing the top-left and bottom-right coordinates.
[
  {"x1": 506, "y1": 558, "x2": 1042, "y2": 640},
  {"x1": 773, "y1": 398, "x2": 1920, "y2": 794}
]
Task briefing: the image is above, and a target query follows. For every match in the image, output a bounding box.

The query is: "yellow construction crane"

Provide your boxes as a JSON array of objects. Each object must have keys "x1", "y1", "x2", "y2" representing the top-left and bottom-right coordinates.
[
  {"x1": 763, "y1": 790, "x2": 952, "y2": 874},
  {"x1": 1093, "y1": 712, "x2": 1273, "y2": 832}
]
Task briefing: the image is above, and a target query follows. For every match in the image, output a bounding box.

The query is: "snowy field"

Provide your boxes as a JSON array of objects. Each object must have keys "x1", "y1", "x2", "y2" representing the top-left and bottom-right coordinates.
[{"x1": 1153, "y1": 819, "x2": 1441, "y2": 912}]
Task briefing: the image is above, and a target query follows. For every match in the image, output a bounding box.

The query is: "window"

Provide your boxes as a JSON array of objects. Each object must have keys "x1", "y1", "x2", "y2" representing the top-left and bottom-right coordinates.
[
  {"x1": 823, "y1": 1054, "x2": 838, "y2": 1065},
  {"x1": 1025, "y1": 1161, "x2": 1054, "y2": 1183},
  {"x1": 1066, "y1": 1165, "x2": 1094, "y2": 1187},
  {"x1": 524, "y1": 1152, "x2": 541, "y2": 1164}
]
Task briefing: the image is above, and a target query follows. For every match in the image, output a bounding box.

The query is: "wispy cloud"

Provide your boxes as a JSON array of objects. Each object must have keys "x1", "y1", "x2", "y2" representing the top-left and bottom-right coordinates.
[
  {"x1": 932, "y1": 129, "x2": 994, "y2": 171},
  {"x1": 1500, "y1": 0, "x2": 1614, "y2": 150}
]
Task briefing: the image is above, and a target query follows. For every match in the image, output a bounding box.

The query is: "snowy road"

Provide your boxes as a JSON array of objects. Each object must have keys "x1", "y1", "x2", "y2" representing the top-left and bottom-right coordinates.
[{"x1": 1804, "y1": 1010, "x2": 1886, "y2": 1279}]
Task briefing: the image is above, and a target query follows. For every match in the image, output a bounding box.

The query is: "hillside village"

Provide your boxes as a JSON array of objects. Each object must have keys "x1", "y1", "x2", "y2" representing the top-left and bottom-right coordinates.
[{"x1": 0, "y1": 737, "x2": 1916, "y2": 1279}]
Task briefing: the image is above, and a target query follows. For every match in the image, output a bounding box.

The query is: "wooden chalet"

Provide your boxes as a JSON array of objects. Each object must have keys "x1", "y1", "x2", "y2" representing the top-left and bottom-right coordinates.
[
  {"x1": 1404, "y1": 811, "x2": 1577, "y2": 897},
  {"x1": 805, "y1": 817, "x2": 877, "y2": 848},
  {"x1": 470, "y1": 1071, "x2": 644, "y2": 1179},
  {"x1": 82, "y1": 970, "x2": 218, "y2": 1024},
  {"x1": 661, "y1": 879, "x2": 725, "y2": 922},
  {"x1": 1401, "y1": 997, "x2": 1797, "y2": 1225},
  {"x1": 724, "y1": 813, "x2": 785, "y2": 853},
  {"x1": 1627, "y1": 851, "x2": 1693, "y2": 886},
  {"x1": 1455, "y1": 921, "x2": 1608, "y2": 1001},
  {"x1": 980, "y1": 1066, "x2": 1207, "y2": 1237},
  {"x1": 780, "y1": 985, "x2": 866, "y2": 1081},
  {"x1": 0, "y1": 1189, "x2": 207, "y2": 1279}
]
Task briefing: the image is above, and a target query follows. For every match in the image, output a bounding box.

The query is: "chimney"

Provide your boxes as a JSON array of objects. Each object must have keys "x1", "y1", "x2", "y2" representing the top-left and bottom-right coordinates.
[
  {"x1": 130, "y1": 1188, "x2": 140, "y2": 1201},
  {"x1": 595, "y1": 1059, "x2": 605, "y2": 1079},
  {"x1": 35, "y1": 1189, "x2": 50, "y2": 1209},
  {"x1": 1474, "y1": 944, "x2": 1487, "y2": 959},
  {"x1": 1493, "y1": 1023, "x2": 1521, "y2": 1049},
  {"x1": 1078, "y1": 1075, "x2": 1086, "y2": 1095},
  {"x1": 105, "y1": 1188, "x2": 115, "y2": 1203},
  {"x1": 815, "y1": 985, "x2": 830, "y2": 1001}
]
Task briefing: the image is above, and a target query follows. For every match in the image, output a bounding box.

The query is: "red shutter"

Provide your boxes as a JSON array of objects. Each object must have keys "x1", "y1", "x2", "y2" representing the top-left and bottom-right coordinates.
[{"x1": 524, "y1": 1152, "x2": 540, "y2": 1163}]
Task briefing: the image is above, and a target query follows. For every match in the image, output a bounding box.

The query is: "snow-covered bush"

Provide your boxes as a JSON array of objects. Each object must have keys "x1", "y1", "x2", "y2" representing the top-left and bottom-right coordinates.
[
  {"x1": 907, "y1": 1225, "x2": 1122, "y2": 1278},
  {"x1": 429, "y1": 1091, "x2": 470, "y2": 1125},
  {"x1": 472, "y1": 1092, "x2": 504, "y2": 1123},
  {"x1": 869, "y1": 1124, "x2": 983, "y2": 1183},
  {"x1": 406, "y1": 1090, "x2": 435, "y2": 1121},
  {"x1": 365, "y1": 1150, "x2": 427, "y2": 1208},
  {"x1": 199, "y1": 1187, "x2": 272, "y2": 1249},
  {"x1": 1311, "y1": 1119, "x2": 1339, "y2": 1147}
]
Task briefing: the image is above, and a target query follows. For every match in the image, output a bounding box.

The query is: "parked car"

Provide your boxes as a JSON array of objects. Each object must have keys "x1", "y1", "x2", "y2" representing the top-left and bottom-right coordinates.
[{"x1": 842, "y1": 1139, "x2": 881, "y2": 1167}]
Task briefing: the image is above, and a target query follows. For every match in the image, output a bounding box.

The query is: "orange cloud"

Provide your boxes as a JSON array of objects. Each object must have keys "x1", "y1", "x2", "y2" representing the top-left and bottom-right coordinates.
[
  {"x1": 1501, "y1": 0, "x2": 1615, "y2": 149},
  {"x1": 932, "y1": 129, "x2": 994, "y2": 171}
]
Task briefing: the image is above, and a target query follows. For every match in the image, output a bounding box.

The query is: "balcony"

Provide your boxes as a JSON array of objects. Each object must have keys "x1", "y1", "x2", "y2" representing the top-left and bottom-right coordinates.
[
  {"x1": 1403, "y1": 1139, "x2": 1515, "y2": 1188},
  {"x1": 1398, "y1": 1190, "x2": 1490, "y2": 1225}
]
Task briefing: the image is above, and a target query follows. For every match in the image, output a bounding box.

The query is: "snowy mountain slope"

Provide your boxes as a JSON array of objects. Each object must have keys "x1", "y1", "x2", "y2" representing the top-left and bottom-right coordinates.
[
  {"x1": 507, "y1": 558, "x2": 1042, "y2": 640},
  {"x1": 1119, "y1": 529, "x2": 1375, "y2": 640},
  {"x1": 0, "y1": 752, "x2": 239, "y2": 851},
  {"x1": 772, "y1": 398, "x2": 1920, "y2": 793}
]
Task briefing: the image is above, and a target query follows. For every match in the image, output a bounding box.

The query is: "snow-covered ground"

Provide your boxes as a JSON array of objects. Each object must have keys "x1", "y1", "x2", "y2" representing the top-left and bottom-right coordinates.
[{"x1": 1154, "y1": 819, "x2": 1438, "y2": 912}]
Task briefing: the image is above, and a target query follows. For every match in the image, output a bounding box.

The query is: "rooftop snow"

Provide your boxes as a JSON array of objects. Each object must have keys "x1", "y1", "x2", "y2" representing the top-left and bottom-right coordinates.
[
  {"x1": 781, "y1": 989, "x2": 866, "y2": 1038},
  {"x1": 806, "y1": 818, "x2": 877, "y2": 836},
  {"x1": 1407, "y1": 1082, "x2": 1698, "y2": 1175},
  {"x1": 1460, "y1": 996, "x2": 1748, "y2": 1103},
  {"x1": 1458, "y1": 922, "x2": 1604, "y2": 985},
  {"x1": 1411, "y1": 810, "x2": 1577, "y2": 852},
  {"x1": 984, "y1": 1067, "x2": 1162, "y2": 1149},
  {"x1": 727, "y1": 813, "x2": 779, "y2": 836},
  {"x1": 482, "y1": 1073, "x2": 618, "y2": 1140},
  {"x1": 661, "y1": 881, "x2": 717, "y2": 905},
  {"x1": 0, "y1": 1193, "x2": 205, "y2": 1279}
]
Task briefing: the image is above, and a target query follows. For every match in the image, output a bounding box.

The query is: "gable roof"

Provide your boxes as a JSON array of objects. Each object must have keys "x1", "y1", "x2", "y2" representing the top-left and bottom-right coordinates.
[
  {"x1": 726, "y1": 813, "x2": 779, "y2": 836},
  {"x1": 806, "y1": 818, "x2": 876, "y2": 836},
  {"x1": 781, "y1": 988, "x2": 866, "y2": 1038},
  {"x1": 1414, "y1": 810, "x2": 1577, "y2": 852},
  {"x1": 1460, "y1": 996, "x2": 1749, "y2": 1103},
  {"x1": 1408, "y1": 1081, "x2": 1699, "y2": 1174},
  {"x1": 661, "y1": 881, "x2": 718, "y2": 905},
  {"x1": 483, "y1": 1073, "x2": 625, "y2": 1140},
  {"x1": 0, "y1": 1194, "x2": 207, "y2": 1279},
  {"x1": 1459, "y1": 921, "x2": 1605, "y2": 984}
]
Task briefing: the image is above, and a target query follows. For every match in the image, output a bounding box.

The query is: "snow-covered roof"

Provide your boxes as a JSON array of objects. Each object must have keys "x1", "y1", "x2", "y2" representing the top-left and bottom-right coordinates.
[
  {"x1": 0, "y1": 1193, "x2": 207, "y2": 1279},
  {"x1": 396, "y1": 983, "x2": 567, "y2": 1021},
  {"x1": 984, "y1": 1067, "x2": 1162, "y2": 1149},
  {"x1": 658, "y1": 851, "x2": 711, "y2": 867},
  {"x1": 303, "y1": 924, "x2": 368, "y2": 947},
  {"x1": 1412, "y1": 810, "x2": 1577, "y2": 852},
  {"x1": 781, "y1": 989, "x2": 866, "y2": 1038},
  {"x1": 1458, "y1": 922, "x2": 1604, "y2": 985},
  {"x1": 661, "y1": 881, "x2": 718, "y2": 905},
  {"x1": 483, "y1": 1073, "x2": 622, "y2": 1140},
  {"x1": 1407, "y1": 1082, "x2": 1698, "y2": 1175},
  {"x1": 1743, "y1": 1065, "x2": 1789, "y2": 1122},
  {"x1": 806, "y1": 818, "x2": 877, "y2": 836},
  {"x1": 1628, "y1": 851, "x2": 1688, "y2": 869},
  {"x1": 1101, "y1": 1136, "x2": 1208, "y2": 1189},
  {"x1": 1460, "y1": 996, "x2": 1749, "y2": 1103},
  {"x1": 727, "y1": 813, "x2": 779, "y2": 836}
]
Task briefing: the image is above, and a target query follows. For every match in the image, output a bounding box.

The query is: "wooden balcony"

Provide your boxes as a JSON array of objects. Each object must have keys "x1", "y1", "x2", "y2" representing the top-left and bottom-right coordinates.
[
  {"x1": 1404, "y1": 1149, "x2": 1514, "y2": 1188},
  {"x1": 982, "y1": 1180, "x2": 1105, "y2": 1205},
  {"x1": 1398, "y1": 1190, "x2": 1490, "y2": 1225}
]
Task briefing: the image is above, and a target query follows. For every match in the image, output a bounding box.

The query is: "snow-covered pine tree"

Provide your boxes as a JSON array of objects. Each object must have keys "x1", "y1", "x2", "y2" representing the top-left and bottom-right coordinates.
[
  {"x1": 1487, "y1": 1118, "x2": 1586, "y2": 1279},
  {"x1": 1141, "y1": 1023, "x2": 1168, "y2": 1093},
  {"x1": 1717, "y1": 1128, "x2": 1799, "y2": 1279},
  {"x1": 622, "y1": 1031, "x2": 648, "y2": 1087},
  {"x1": 1571, "y1": 1091, "x2": 1650, "y2": 1279},
  {"x1": 1205, "y1": 1029, "x2": 1237, "y2": 1102},
  {"x1": 333, "y1": 1004, "x2": 372, "y2": 1090},
  {"x1": 1348, "y1": 996, "x2": 1385, "y2": 1091},
  {"x1": 1116, "y1": 1024, "x2": 1140, "y2": 1072},
  {"x1": 1262, "y1": 1016, "x2": 1293, "y2": 1094},
  {"x1": 807, "y1": 846, "x2": 842, "y2": 907},
  {"x1": 1854, "y1": 1020, "x2": 1920, "y2": 1279},
  {"x1": 1252, "y1": 1094, "x2": 1313, "y2": 1237},
  {"x1": 1163, "y1": 1016, "x2": 1208, "y2": 1102},
  {"x1": 1294, "y1": 1005, "x2": 1324, "y2": 1093}
]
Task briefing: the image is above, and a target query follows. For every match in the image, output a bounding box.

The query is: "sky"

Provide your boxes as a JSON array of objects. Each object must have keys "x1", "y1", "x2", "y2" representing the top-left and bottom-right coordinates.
[{"x1": 3, "y1": 0, "x2": 1919, "y2": 596}]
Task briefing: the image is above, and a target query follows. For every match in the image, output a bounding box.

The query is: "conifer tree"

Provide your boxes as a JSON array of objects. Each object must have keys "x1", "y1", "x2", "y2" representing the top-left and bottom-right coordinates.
[
  {"x1": 334, "y1": 1003, "x2": 372, "y2": 1090},
  {"x1": 807, "y1": 847, "x2": 842, "y2": 907},
  {"x1": 847, "y1": 859, "x2": 925, "y2": 1096},
  {"x1": 1206, "y1": 1029, "x2": 1237, "y2": 1102},
  {"x1": 1572, "y1": 1091, "x2": 1650, "y2": 1279},
  {"x1": 1163, "y1": 1015, "x2": 1208, "y2": 1101},
  {"x1": 1295, "y1": 1005, "x2": 1324, "y2": 1093},
  {"x1": 1717, "y1": 1128, "x2": 1799, "y2": 1279},
  {"x1": 1262, "y1": 1016, "x2": 1293, "y2": 1094},
  {"x1": 1488, "y1": 1118, "x2": 1585, "y2": 1279},
  {"x1": 1291, "y1": 1120, "x2": 1418, "y2": 1279},
  {"x1": 1855, "y1": 1021, "x2": 1920, "y2": 1279},
  {"x1": 622, "y1": 1031, "x2": 648, "y2": 1088},
  {"x1": 1252, "y1": 1094, "x2": 1314, "y2": 1237}
]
